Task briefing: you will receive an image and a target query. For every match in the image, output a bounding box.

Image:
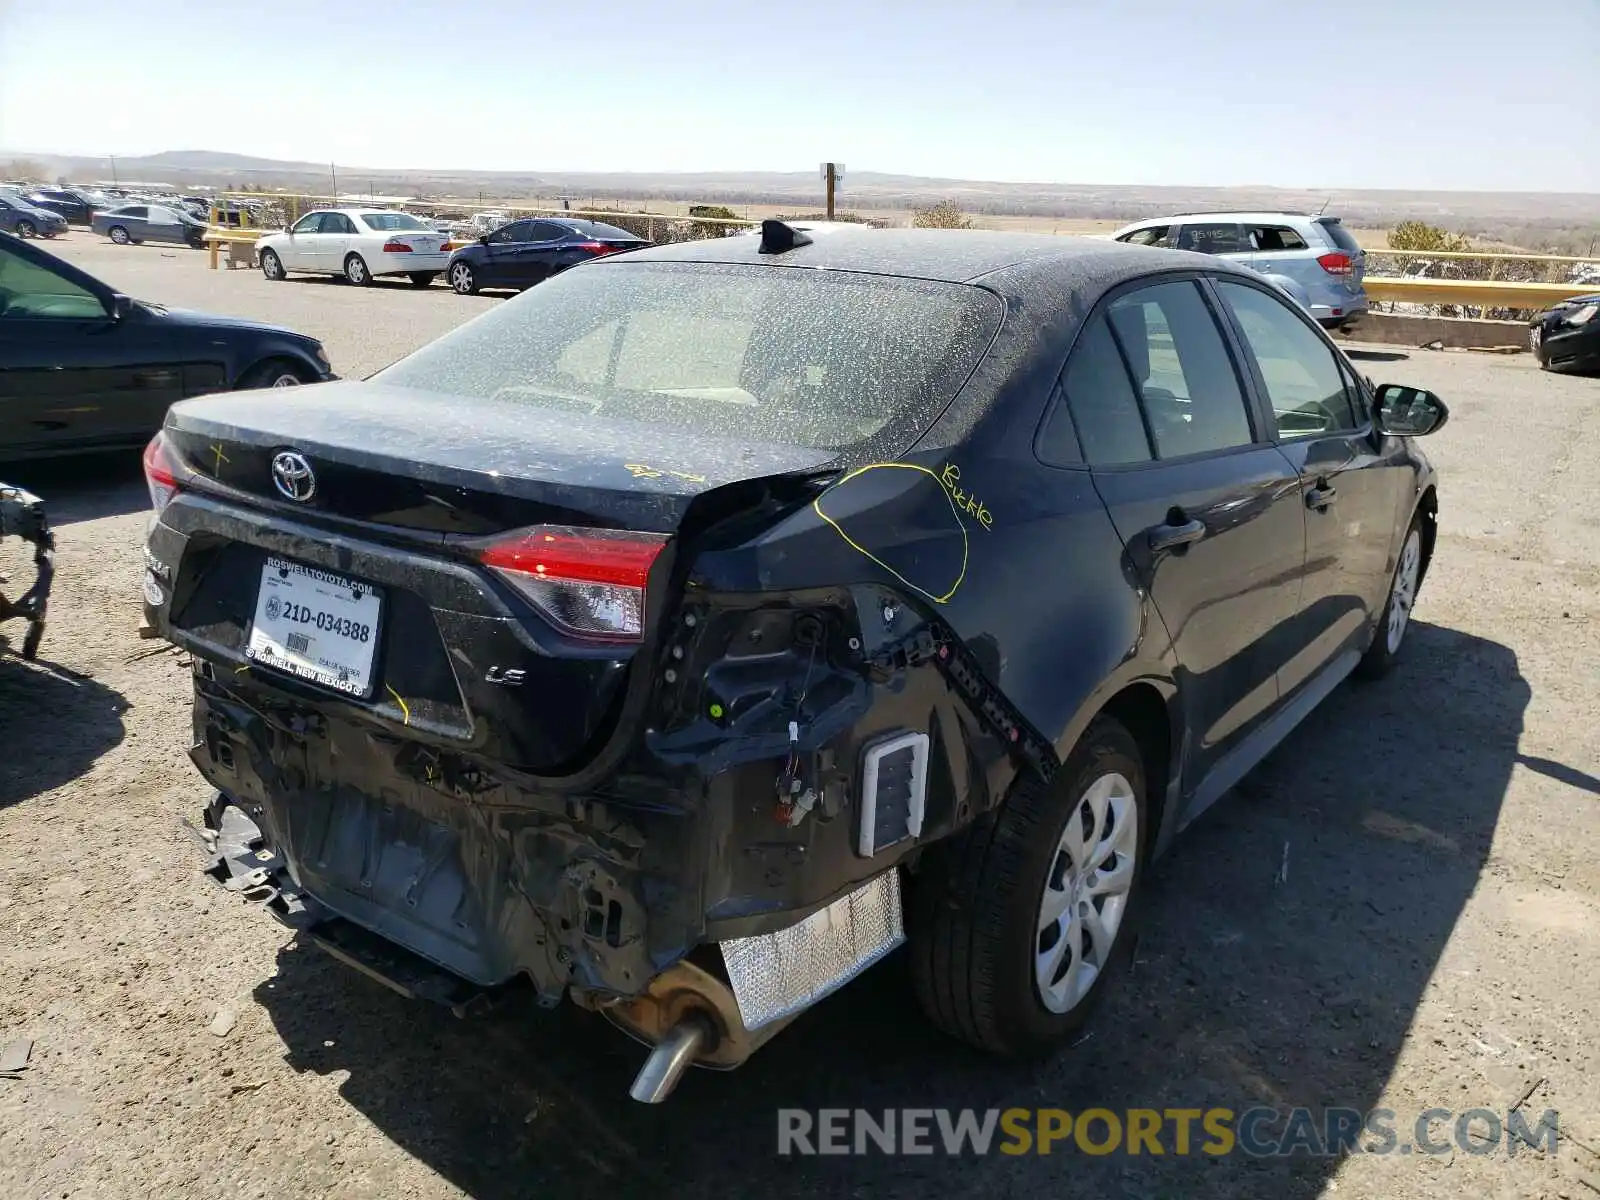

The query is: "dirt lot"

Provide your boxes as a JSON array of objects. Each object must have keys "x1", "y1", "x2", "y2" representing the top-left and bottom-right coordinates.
[{"x1": 2, "y1": 235, "x2": 1598, "y2": 1200}]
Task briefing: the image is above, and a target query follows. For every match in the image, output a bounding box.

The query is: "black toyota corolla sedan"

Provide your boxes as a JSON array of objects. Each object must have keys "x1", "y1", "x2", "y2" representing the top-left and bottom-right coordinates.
[
  {"x1": 0, "y1": 231, "x2": 334, "y2": 461},
  {"x1": 141, "y1": 223, "x2": 1445, "y2": 1102}
]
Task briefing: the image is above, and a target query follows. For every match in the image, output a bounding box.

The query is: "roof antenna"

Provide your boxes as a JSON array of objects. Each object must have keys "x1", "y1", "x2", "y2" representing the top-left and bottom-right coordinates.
[
  {"x1": 758, "y1": 219, "x2": 812, "y2": 255},
  {"x1": 1316, "y1": 196, "x2": 1331, "y2": 215}
]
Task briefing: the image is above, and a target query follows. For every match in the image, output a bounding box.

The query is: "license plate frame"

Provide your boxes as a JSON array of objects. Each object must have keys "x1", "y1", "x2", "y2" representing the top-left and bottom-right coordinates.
[{"x1": 245, "y1": 555, "x2": 384, "y2": 699}]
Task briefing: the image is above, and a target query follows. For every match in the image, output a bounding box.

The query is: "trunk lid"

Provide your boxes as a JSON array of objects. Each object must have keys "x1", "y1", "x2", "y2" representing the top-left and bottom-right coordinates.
[{"x1": 163, "y1": 380, "x2": 836, "y2": 536}]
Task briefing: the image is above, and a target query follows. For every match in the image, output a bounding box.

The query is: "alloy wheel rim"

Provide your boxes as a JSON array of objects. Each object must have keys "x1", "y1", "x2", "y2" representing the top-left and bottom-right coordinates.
[
  {"x1": 269, "y1": 374, "x2": 301, "y2": 388},
  {"x1": 111, "y1": 228, "x2": 127, "y2": 243},
  {"x1": 349, "y1": 259, "x2": 365, "y2": 283},
  {"x1": 17, "y1": 221, "x2": 34, "y2": 237},
  {"x1": 263, "y1": 253, "x2": 281, "y2": 278},
  {"x1": 452, "y1": 264, "x2": 471, "y2": 291},
  {"x1": 1036, "y1": 771, "x2": 1139, "y2": 1014},
  {"x1": 1387, "y1": 529, "x2": 1421, "y2": 653}
]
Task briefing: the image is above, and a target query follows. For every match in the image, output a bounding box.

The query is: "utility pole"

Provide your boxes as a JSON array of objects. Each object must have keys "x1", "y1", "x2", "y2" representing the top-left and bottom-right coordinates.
[
  {"x1": 820, "y1": 162, "x2": 844, "y2": 219},
  {"x1": 109, "y1": 155, "x2": 117, "y2": 187},
  {"x1": 330, "y1": 162, "x2": 338, "y2": 204}
]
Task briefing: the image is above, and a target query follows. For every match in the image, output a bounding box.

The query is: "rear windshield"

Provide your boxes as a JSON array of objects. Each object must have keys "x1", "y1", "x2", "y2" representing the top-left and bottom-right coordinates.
[
  {"x1": 1316, "y1": 218, "x2": 1363, "y2": 254},
  {"x1": 579, "y1": 221, "x2": 640, "y2": 241},
  {"x1": 373, "y1": 261, "x2": 1002, "y2": 452},
  {"x1": 360, "y1": 212, "x2": 429, "y2": 231}
]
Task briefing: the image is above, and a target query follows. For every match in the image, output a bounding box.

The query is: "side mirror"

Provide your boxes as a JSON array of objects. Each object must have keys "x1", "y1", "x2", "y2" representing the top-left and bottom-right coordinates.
[
  {"x1": 108, "y1": 293, "x2": 135, "y2": 321},
  {"x1": 478, "y1": 234, "x2": 489, "y2": 245},
  {"x1": 1373, "y1": 383, "x2": 1449, "y2": 438}
]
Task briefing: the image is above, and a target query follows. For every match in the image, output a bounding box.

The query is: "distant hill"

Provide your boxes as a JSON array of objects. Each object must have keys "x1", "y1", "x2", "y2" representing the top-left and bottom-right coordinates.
[{"x1": 6, "y1": 148, "x2": 1598, "y2": 247}]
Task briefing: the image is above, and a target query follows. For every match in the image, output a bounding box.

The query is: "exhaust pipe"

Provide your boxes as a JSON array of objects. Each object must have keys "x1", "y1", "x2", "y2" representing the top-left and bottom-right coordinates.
[{"x1": 628, "y1": 1017, "x2": 710, "y2": 1104}]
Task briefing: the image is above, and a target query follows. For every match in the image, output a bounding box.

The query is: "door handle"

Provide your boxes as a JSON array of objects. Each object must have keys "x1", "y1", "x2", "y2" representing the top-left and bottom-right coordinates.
[
  {"x1": 1305, "y1": 483, "x2": 1338, "y2": 511},
  {"x1": 1146, "y1": 516, "x2": 1206, "y2": 553}
]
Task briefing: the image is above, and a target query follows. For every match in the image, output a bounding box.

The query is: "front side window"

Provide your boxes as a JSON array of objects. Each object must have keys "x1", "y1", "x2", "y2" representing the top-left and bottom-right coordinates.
[
  {"x1": 1105, "y1": 281, "x2": 1254, "y2": 459},
  {"x1": 1122, "y1": 226, "x2": 1171, "y2": 247},
  {"x1": 374, "y1": 261, "x2": 1003, "y2": 454},
  {"x1": 485, "y1": 220, "x2": 532, "y2": 244},
  {"x1": 0, "y1": 243, "x2": 106, "y2": 320},
  {"x1": 291, "y1": 213, "x2": 326, "y2": 234},
  {"x1": 1217, "y1": 280, "x2": 1360, "y2": 435}
]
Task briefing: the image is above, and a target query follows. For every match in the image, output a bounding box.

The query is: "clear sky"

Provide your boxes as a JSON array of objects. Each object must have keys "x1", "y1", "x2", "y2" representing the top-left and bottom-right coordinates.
[{"x1": 1, "y1": 0, "x2": 1596, "y2": 192}]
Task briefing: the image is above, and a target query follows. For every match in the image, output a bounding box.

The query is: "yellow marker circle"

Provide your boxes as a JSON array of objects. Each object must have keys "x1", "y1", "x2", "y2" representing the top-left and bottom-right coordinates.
[{"x1": 812, "y1": 462, "x2": 969, "y2": 605}]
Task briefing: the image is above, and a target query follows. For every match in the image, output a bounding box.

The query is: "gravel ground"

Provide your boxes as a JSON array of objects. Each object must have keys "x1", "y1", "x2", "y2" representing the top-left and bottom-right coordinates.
[{"x1": 2, "y1": 235, "x2": 1598, "y2": 1200}]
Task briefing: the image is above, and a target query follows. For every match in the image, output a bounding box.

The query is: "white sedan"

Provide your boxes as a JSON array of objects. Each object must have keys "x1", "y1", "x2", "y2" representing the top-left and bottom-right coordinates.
[{"x1": 255, "y1": 209, "x2": 451, "y2": 287}]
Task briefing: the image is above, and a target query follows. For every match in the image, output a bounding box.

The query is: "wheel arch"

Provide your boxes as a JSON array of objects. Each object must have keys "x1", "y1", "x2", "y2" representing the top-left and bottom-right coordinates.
[
  {"x1": 1415, "y1": 484, "x2": 1438, "y2": 586},
  {"x1": 232, "y1": 349, "x2": 322, "y2": 389},
  {"x1": 1089, "y1": 681, "x2": 1178, "y2": 863}
]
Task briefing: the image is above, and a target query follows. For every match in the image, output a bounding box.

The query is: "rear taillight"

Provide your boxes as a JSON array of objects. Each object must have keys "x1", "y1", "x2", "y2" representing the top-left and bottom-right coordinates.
[
  {"x1": 382, "y1": 241, "x2": 413, "y2": 253},
  {"x1": 573, "y1": 241, "x2": 616, "y2": 255},
  {"x1": 481, "y1": 525, "x2": 669, "y2": 643},
  {"x1": 1317, "y1": 252, "x2": 1353, "y2": 277},
  {"x1": 142, "y1": 433, "x2": 181, "y2": 514}
]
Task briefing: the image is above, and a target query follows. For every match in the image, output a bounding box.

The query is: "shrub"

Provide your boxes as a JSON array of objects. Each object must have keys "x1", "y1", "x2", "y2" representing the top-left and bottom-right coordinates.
[{"x1": 912, "y1": 201, "x2": 973, "y2": 229}]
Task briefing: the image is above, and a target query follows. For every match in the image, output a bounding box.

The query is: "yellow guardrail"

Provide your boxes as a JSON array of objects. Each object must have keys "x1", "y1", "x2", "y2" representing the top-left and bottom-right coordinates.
[
  {"x1": 1362, "y1": 276, "x2": 1594, "y2": 309},
  {"x1": 1362, "y1": 248, "x2": 1596, "y2": 265}
]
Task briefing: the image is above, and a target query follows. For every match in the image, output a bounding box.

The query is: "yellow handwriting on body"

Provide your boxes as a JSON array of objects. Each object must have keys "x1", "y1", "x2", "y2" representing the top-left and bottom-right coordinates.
[
  {"x1": 624, "y1": 462, "x2": 708, "y2": 485},
  {"x1": 940, "y1": 464, "x2": 993, "y2": 530}
]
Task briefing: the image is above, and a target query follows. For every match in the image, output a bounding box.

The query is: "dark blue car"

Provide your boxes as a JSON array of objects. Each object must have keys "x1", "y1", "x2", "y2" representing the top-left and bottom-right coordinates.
[{"x1": 446, "y1": 217, "x2": 648, "y2": 295}]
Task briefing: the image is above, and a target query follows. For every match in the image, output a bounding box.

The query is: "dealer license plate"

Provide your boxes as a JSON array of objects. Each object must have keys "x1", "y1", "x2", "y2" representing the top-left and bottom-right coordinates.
[{"x1": 246, "y1": 556, "x2": 382, "y2": 697}]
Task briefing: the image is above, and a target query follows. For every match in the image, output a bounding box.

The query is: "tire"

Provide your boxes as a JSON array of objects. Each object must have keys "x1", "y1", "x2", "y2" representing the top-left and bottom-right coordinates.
[
  {"x1": 15, "y1": 219, "x2": 36, "y2": 239},
  {"x1": 408, "y1": 272, "x2": 437, "y2": 288},
  {"x1": 343, "y1": 254, "x2": 372, "y2": 286},
  {"x1": 108, "y1": 226, "x2": 130, "y2": 245},
  {"x1": 448, "y1": 261, "x2": 477, "y2": 295},
  {"x1": 237, "y1": 359, "x2": 312, "y2": 390},
  {"x1": 260, "y1": 249, "x2": 286, "y2": 281},
  {"x1": 910, "y1": 715, "x2": 1148, "y2": 1057},
  {"x1": 1357, "y1": 515, "x2": 1424, "y2": 679}
]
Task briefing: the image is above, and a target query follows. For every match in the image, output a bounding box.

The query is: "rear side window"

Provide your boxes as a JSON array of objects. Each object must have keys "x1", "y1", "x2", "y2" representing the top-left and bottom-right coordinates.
[
  {"x1": 1217, "y1": 280, "x2": 1360, "y2": 434},
  {"x1": 530, "y1": 221, "x2": 572, "y2": 241},
  {"x1": 1054, "y1": 316, "x2": 1150, "y2": 465},
  {"x1": 1245, "y1": 225, "x2": 1309, "y2": 251},
  {"x1": 326, "y1": 214, "x2": 357, "y2": 234},
  {"x1": 1175, "y1": 224, "x2": 1245, "y2": 254},
  {"x1": 119, "y1": 206, "x2": 148, "y2": 218},
  {"x1": 1121, "y1": 226, "x2": 1171, "y2": 247},
  {"x1": 374, "y1": 261, "x2": 1003, "y2": 453},
  {"x1": 1315, "y1": 219, "x2": 1363, "y2": 254},
  {"x1": 1105, "y1": 281, "x2": 1254, "y2": 459}
]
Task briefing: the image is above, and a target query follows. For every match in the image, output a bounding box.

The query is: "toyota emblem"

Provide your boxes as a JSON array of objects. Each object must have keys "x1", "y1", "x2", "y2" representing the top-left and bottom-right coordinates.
[{"x1": 271, "y1": 451, "x2": 316, "y2": 502}]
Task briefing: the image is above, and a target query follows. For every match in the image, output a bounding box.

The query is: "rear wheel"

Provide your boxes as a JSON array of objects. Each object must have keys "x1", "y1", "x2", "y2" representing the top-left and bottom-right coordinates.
[
  {"x1": 238, "y1": 359, "x2": 312, "y2": 390},
  {"x1": 108, "y1": 225, "x2": 130, "y2": 245},
  {"x1": 260, "y1": 249, "x2": 286, "y2": 281},
  {"x1": 408, "y1": 271, "x2": 437, "y2": 288},
  {"x1": 14, "y1": 219, "x2": 36, "y2": 239},
  {"x1": 449, "y1": 261, "x2": 477, "y2": 295},
  {"x1": 344, "y1": 254, "x2": 372, "y2": 286},
  {"x1": 910, "y1": 715, "x2": 1147, "y2": 1057}
]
